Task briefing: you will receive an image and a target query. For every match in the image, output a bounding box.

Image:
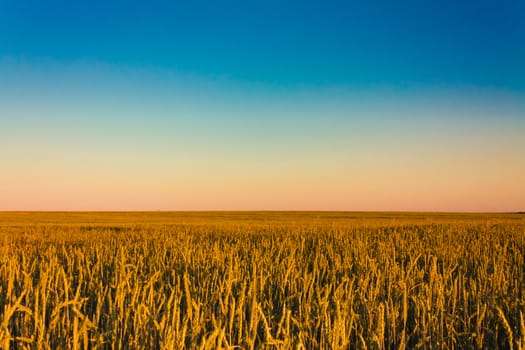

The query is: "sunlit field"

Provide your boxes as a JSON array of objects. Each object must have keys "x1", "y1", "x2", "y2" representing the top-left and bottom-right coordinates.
[{"x1": 1, "y1": 212, "x2": 524, "y2": 349}]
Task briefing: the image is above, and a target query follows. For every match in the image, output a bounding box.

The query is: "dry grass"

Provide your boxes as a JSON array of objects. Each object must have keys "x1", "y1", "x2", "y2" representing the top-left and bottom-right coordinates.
[{"x1": 0, "y1": 212, "x2": 524, "y2": 349}]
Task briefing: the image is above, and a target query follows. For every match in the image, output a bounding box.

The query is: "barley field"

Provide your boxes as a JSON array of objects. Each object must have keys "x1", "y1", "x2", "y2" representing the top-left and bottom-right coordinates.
[{"x1": 0, "y1": 212, "x2": 524, "y2": 349}]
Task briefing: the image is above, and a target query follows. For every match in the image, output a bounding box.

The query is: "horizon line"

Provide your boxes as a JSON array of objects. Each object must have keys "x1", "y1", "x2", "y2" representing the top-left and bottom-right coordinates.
[{"x1": 0, "y1": 210, "x2": 523, "y2": 214}]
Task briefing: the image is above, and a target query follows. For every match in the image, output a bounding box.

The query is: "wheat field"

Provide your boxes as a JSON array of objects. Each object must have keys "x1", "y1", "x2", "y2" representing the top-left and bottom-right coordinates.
[{"x1": 0, "y1": 212, "x2": 524, "y2": 349}]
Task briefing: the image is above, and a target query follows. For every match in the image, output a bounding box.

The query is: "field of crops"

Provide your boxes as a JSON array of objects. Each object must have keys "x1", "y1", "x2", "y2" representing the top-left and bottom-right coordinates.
[{"x1": 0, "y1": 212, "x2": 524, "y2": 349}]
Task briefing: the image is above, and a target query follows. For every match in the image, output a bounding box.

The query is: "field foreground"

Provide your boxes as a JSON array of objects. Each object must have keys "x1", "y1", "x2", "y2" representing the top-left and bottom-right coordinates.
[{"x1": 0, "y1": 211, "x2": 524, "y2": 349}]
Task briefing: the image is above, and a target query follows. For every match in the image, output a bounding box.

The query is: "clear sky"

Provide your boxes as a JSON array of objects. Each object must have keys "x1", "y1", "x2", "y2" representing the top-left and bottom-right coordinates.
[{"x1": 1, "y1": 0, "x2": 524, "y2": 211}]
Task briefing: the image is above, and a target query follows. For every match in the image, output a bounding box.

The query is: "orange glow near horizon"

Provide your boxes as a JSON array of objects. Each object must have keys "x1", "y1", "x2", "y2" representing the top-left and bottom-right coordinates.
[{"x1": 1, "y1": 140, "x2": 523, "y2": 211}]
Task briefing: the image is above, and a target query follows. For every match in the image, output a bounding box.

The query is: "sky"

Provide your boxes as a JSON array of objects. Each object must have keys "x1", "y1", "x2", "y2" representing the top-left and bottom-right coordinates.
[{"x1": 1, "y1": 0, "x2": 524, "y2": 211}]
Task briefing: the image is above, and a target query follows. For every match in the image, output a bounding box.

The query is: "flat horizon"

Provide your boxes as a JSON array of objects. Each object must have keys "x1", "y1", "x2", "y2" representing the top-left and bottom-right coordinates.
[{"x1": 0, "y1": 210, "x2": 523, "y2": 214}]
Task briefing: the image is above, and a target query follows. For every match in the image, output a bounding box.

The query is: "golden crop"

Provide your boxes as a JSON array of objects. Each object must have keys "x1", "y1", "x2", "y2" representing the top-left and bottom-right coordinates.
[{"x1": 0, "y1": 212, "x2": 524, "y2": 349}]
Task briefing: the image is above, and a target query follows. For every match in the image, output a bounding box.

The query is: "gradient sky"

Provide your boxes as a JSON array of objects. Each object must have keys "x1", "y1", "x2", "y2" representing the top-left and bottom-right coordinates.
[{"x1": 1, "y1": 0, "x2": 524, "y2": 211}]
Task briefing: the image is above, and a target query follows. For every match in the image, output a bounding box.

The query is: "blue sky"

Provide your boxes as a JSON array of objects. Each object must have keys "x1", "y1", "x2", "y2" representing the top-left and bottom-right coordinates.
[
  {"x1": 2, "y1": 0, "x2": 524, "y2": 88},
  {"x1": 1, "y1": 0, "x2": 524, "y2": 211}
]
